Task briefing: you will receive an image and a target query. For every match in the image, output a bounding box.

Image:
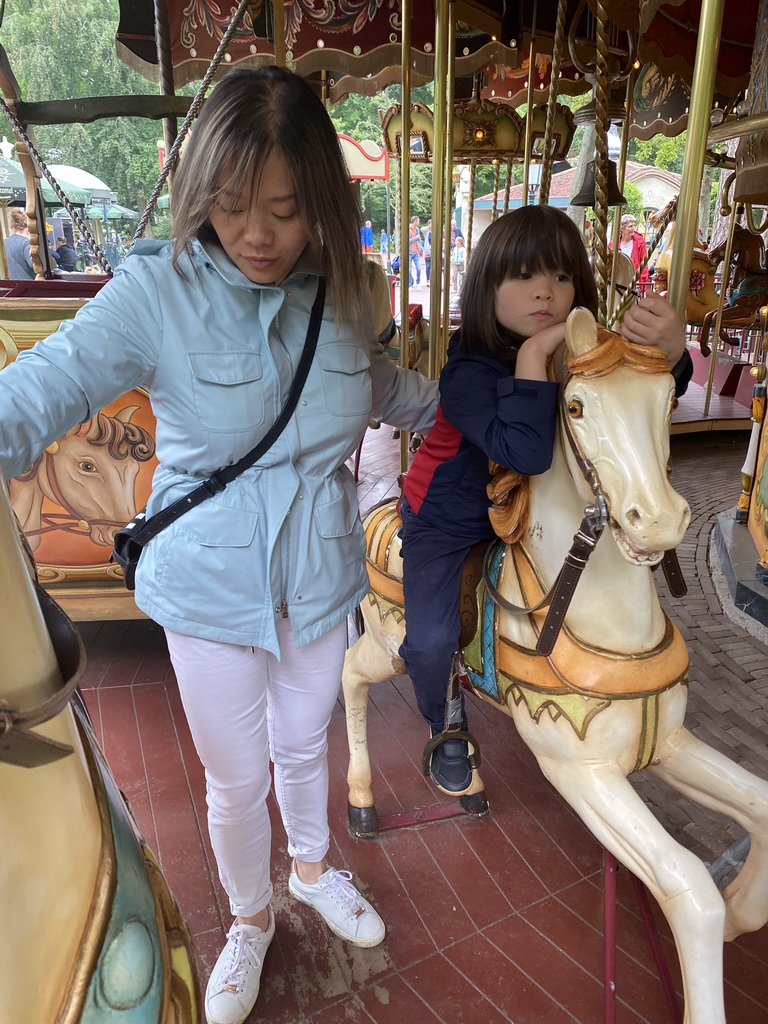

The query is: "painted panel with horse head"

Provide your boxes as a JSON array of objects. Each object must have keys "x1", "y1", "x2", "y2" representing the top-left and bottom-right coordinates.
[{"x1": 0, "y1": 300, "x2": 158, "y2": 605}]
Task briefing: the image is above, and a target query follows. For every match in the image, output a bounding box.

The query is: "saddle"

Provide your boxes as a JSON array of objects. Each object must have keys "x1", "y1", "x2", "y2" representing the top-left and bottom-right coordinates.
[{"x1": 363, "y1": 501, "x2": 486, "y2": 647}]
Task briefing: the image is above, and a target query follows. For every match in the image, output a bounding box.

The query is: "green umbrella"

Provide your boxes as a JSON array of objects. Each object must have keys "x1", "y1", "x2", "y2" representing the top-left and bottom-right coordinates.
[
  {"x1": 85, "y1": 202, "x2": 139, "y2": 221},
  {"x1": 0, "y1": 156, "x2": 90, "y2": 206}
]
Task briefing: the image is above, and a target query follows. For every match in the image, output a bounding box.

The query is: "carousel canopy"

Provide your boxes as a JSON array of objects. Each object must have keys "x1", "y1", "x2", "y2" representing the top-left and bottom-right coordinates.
[{"x1": 115, "y1": 0, "x2": 758, "y2": 106}]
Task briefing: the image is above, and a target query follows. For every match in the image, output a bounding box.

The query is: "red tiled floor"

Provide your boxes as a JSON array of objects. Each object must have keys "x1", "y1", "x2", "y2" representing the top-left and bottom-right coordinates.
[{"x1": 69, "y1": 427, "x2": 768, "y2": 1024}]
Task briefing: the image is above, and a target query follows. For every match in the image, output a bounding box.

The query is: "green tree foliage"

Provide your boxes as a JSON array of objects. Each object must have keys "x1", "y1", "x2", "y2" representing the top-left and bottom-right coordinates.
[
  {"x1": 0, "y1": 0, "x2": 186, "y2": 209},
  {"x1": 627, "y1": 132, "x2": 686, "y2": 175},
  {"x1": 330, "y1": 84, "x2": 437, "y2": 237}
]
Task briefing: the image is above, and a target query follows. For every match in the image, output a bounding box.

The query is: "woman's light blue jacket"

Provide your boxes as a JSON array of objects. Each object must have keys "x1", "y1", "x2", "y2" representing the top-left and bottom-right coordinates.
[{"x1": 0, "y1": 241, "x2": 438, "y2": 654}]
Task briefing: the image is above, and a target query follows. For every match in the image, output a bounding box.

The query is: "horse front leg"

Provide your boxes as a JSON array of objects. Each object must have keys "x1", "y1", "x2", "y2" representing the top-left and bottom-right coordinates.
[
  {"x1": 342, "y1": 607, "x2": 404, "y2": 838},
  {"x1": 539, "y1": 756, "x2": 726, "y2": 1024},
  {"x1": 649, "y1": 726, "x2": 768, "y2": 940}
]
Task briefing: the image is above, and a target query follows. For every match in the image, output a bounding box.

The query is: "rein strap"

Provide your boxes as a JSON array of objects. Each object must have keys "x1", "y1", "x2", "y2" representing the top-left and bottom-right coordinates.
[{"x1": 482, "y1": 500, "x2": 606, "y2": 657}]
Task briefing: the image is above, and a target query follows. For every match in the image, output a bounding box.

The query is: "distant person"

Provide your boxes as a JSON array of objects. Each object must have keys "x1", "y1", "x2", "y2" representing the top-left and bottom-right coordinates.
[
  {"x1": 55, "y1": 235, "x2": 77, "y2": 272},
  {"x1": 422, "y1": 219, "x2": 432, "y2": 284},
  {"x1": 609, "y1": 214, "x2": 649, "y2": 284},
  {"x1": 360, "y1": 220, "x2": 373, "y2": 253},
  {"x1": 379, "y1": 228, "x2": 388, "y2": 253},
  {"x1": 451, "y1": 236, "x2": 466, "y2": 293},
  {"x1": 4, "y1": 208, "x2": 35, "y2": 279},
  {"x1": 450, "y1": 219, "x2": 464, "y2": 250},
  {"x1": 408, "y1": 215, "x2": 423, "y2": 286}
]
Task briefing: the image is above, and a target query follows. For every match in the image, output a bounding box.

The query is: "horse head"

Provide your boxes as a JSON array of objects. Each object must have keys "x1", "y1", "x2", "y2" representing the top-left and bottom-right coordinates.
[
  {"x1": 41, "y1": 406, "x2": 156, "y2": 547},
  {"x1": 561, "y1": 308, "x2": 691, "y2": 562}
]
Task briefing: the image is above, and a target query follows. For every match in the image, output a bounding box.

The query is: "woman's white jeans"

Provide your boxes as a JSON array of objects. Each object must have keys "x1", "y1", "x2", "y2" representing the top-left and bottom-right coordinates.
[{"x1": 164, "y1": 617, "x2": 346, "y2": 918}]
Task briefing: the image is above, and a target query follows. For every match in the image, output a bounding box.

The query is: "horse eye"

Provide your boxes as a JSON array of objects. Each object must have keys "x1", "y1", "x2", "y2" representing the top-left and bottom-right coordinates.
[
  {"x1": 567, "y1": 399, "x2": 583, "y2": 418},
  {"x1": 671, "y1": 396, "x2": 679, "y2": 411},
  {"x1": 79, "y1": 460, "x2": 97, "y2": 473}
]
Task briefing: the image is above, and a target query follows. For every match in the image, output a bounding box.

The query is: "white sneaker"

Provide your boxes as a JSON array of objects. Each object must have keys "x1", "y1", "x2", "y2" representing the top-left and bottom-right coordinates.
[
  {"x1": 205, "y1": 909, "x2": 275, "y2": 1024},
  {"x1": 289, "y1": 865, "x2": 385, "y2": 947}
]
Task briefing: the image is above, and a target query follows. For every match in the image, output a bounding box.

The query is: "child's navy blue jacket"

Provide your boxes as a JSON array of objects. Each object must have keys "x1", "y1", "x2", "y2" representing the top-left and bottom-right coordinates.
[
  {"x1": 403, "y1": 328, "x2": 558, "y2": 540},
  {"x1": 402, "y1": 328, "x2": 694, "y2": 542}
]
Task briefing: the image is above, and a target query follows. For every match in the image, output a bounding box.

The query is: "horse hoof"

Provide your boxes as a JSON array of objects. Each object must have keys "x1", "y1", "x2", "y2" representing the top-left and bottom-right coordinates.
[
  {"x1": 460, "y1": 790, "x2": 490, "y2": 818},
  {"x1": 348, "y1": 804, "x2": 379, "y2": 839},
  {"x1": 409, "y1": 435, "x2": 423, "y2": 452},
  {"x1": 391, "y1": 428, "x2": 401, "y2": 439}
]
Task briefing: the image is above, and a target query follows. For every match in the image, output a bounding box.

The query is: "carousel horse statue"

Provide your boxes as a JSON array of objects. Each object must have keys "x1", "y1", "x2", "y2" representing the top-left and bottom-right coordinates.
[
  {"x1": 696, "y1": 224, "x2": 768, "y2": 357},
  {"x1": 652, "y1": 210, "x2": 768, "y2": 357},
  {"x1": 0, "y1": 472, "x2": 198, "y2": 1023},
  {"x1": 342, "y1": 308, "x2": 768, "y2": 1024}
]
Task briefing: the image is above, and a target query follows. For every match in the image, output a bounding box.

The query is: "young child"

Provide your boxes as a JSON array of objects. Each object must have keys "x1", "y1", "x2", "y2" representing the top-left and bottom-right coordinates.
[{"x1": 399, "y1": 204, "x2": 691, "y2": 794}]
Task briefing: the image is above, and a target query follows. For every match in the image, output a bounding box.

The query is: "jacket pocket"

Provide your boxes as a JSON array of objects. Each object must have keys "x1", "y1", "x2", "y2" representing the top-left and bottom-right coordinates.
[
  {"x1": 313, "y1": 487, "x2": 358, "y2": 538},
  {"x1": 177, "y1": 500, "x2": 259, "y2": 547},
  {"x1": 188, "y1": 351, "x2": 265, "y2": 432},
  {"x1": 317, "y1": 344, "x2": 372, "y2": 417}
]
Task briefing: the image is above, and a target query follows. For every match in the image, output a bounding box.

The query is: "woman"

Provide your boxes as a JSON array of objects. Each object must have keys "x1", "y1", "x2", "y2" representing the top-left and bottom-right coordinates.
[
  {"x1": 611, "y1": 213, "x2": 649, "y2": 284},
  {"x1": 3, "y1": 207, "x2": 35, "y2": 279},
  {"x1": 0, "y1": 67, "x2": 437, "y2": 1024}
]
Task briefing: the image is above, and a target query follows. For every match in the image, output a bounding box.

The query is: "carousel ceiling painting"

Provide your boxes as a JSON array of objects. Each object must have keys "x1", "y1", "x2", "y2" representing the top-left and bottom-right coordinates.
[{"x1": 116, "y1": 1, "x2": 759, "y2": 100}]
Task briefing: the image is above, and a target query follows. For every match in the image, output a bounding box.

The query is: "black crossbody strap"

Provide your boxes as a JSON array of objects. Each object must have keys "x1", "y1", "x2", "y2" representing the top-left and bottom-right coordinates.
[{"x1": 130, "y1": 276, "x2": 326, "y2": 549}]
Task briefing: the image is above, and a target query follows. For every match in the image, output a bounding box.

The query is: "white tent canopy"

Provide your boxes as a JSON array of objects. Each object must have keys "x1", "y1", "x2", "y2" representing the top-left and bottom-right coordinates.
[{"x1": 47, "y1": 165, "x2": 116, "y2": 202}]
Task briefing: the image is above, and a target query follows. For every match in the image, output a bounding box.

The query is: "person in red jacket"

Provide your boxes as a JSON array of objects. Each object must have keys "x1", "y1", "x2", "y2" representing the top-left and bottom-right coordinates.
[{"x1": 611, "y1": 214, "x2": 649, "y2": 284}]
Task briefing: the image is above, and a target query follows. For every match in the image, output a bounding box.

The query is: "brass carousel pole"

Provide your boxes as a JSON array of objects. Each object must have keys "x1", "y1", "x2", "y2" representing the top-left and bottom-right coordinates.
[
  {"x1": 609, "y1": 66, "x2": 637, "y2": 317},
  {"x1": 537, "y1": 0, "x2": 566, "y2": 206},
  {"x1": 667, "y1": 0, "x2": 725, "y2": 320},
  {"x1": 521, "y1": 1, "x2": 538, "y2": 208},
  {"x1": 430, "y1": 0, "x2": 452, "y2": 377},
  {"x1": 398, "y1": 0, "x2": 413, "y2": 470},
  {"x1": 490, "y1": 160, "x2": 501, "y2": 221},
  {"x1": 154, "y1": 0, "x2": 177, "y2": 188},
  {"x1": 272, "y1": 0, "x2": 286, "y2": 68},
  {"x1": 439, "y1": 7, "x2": 456, "y2": 374}
]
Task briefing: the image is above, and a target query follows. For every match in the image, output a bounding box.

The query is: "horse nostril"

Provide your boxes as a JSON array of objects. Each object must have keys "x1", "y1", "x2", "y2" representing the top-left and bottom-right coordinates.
[{"x1": 626, "y1": 507, "x2": 641, "y2": 527}]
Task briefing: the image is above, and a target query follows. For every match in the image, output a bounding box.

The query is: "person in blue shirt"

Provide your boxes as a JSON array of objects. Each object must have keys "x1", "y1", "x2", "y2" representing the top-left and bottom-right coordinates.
[
  {"x1": 4, "y1": 207, "x2": 35, "y2": 279},
  {"x1": 399, "y1": 204, "x2": 692, "y2": 795},
  {"x1": 380, "y1": 228, "x2": 388, "y2": 252},
  {"x1": 360, "y1": 219, "x2": 373, "y2": 252},
  {"x1": 0, "y1": 67, "x2": 437, "y2": 1024}
]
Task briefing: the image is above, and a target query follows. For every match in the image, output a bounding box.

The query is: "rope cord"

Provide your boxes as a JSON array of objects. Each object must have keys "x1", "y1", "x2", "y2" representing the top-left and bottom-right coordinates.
[
  {"x1": 130, "y1": 0, "x2": 252, "y2": 246},
  {"x1": 593, "y1": 0, "x2": 610, "y2": 326},
  {"x1": 538, "y1": 0, "x2": 566, "y2": 206}
]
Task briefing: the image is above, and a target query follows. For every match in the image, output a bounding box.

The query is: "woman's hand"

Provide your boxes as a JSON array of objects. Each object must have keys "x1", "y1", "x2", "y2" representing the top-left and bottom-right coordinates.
[
  {"x1": 515, "y1": 322, "x2": 567, "y2": 381},
  {"x1": 620, "y1": 292, "x2": 686, "y2": 368}
]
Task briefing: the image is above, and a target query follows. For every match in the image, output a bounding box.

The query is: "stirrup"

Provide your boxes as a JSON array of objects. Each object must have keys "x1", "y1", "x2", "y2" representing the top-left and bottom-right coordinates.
[{"x1": 421, "y1": 728, "x2": 482, "y2": 778}]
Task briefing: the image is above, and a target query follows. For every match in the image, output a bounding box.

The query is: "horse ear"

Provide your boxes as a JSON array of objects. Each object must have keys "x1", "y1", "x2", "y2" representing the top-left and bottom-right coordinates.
[
  {"x1": 565, "y1": 307, "x2": 599, "y2": 357},
  {"x1": 114, "y1": 405, "x2": 139, "y2": 423}
]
